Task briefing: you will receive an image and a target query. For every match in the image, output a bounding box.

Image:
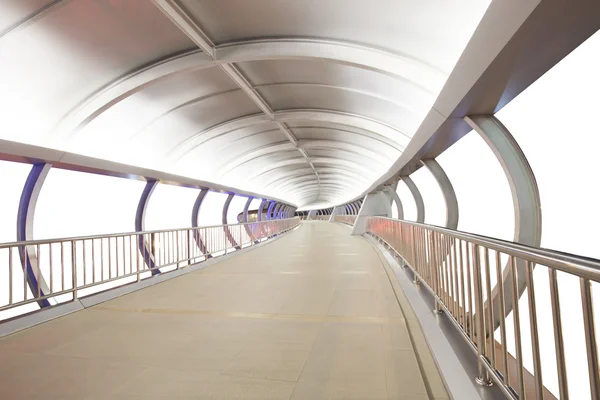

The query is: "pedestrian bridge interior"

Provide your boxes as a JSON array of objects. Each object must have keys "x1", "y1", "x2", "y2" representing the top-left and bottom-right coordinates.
[{"x1": 1, "y1": 1, "x2": 600, "y2": 399}]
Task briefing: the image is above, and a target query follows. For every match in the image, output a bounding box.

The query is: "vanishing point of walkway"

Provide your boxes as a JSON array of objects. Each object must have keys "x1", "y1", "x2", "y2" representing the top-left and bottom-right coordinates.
[{"x1": 0, "y1": 222, "x2": 448, "y2": 399}]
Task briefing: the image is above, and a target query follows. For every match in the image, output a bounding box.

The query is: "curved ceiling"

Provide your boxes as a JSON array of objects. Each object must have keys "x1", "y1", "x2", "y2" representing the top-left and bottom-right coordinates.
[{"x1": 0, "y1": 0, "x2": 490, "y2": 208}]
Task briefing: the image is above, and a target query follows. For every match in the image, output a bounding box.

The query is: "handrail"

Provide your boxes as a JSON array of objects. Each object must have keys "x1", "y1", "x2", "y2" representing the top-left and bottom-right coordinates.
[
  {"x1": 0, "y1": 218, "x2": 300, "y2": 321},
  {"x1": 366, "y1": 216, "x2": 598, "y2": 400},
  {"x1": 332, "y1": 215, "x2": 356, "y2": 225}
]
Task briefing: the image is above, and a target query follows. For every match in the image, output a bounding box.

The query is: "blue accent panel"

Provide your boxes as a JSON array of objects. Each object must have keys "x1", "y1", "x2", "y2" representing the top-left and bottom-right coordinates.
[
  {"x1": 135, "y1": 180, "x2": 160, "y2": 275},
  {"x1": 17, "y1": 163, "x2": 51, "y2": 308},
  {"x1": 191, "y1": 188, "x2": 211, "y2": 258}
]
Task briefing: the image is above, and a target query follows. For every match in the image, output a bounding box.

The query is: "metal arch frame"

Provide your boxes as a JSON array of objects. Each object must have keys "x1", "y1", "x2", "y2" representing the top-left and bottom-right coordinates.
[
  {"x1": 191, "y1": 188, "x2": 212, "y2": 258},
  {"x1": 249, "y1": 156, "x2": 380, "y2": 182},
  {"x1": 420, "y1": 159, "x2": 458, "y2": 229},
  {"x1": 299, "y1": 146, "x2": 392, "y2": 167},
  {"x1": 17, "y1": 163, "x2": 53, "y2": 307},
  {"x1": 210, "y1": 142, "x2": 296, "y2": 177},
  {"x1": 385, "y1": 185, "x2": 404, "y2": 220},
  {"x1": 266, "y1": 201, "x2": 276, "y2": 220},
  {"x1": 171, "y1": 110, "x2": 409, "y2": 163},
  {"x1": 465, "y1": 115, "x2": 542, "y2": 328},
  {"x1": 264, "y1": 173, "x2": 317, "y2": 190},
  {"x1": 278, "y1": 181, "x2": 359, "y2": 196},
  {"x1": 273, "y1": 176, "x2": 361, "y2": 194},
  {"x1": 242, "y1": 197, "x2": 253, "y2": 223},
  {"x1": 273, "y1": 203, "x2": 282, "y2": 220},
  {"x1": 289, "y1": 125, "x2": 404, "y2": 152},
  {"x1": 51, "y1": 35, "x2": 442, "y2": 141},
  {"x1": 257, "y1": 199, "x2": 268, "y2": 222},
  {"x1": 242, "y1": 196, "x2": 259, "y2": 244},
  {"x1": 298, "y1": 139, "x2": 399, "y2": 162},
  {"x1": 222, "y1": 193, "x2": 241, "y2": 250},
  {"x1": 257, "y1": 167, "x2": 370, "y2": 192},
  {"x1": 401, "y1": 176, "x2": 425, "y2": 223},
  {"x1": 135, "y1": 180, "x2": 161, "y2": 275},
  {"x1": 253, "y1": 82, "x2": 424, "y2": 116}
]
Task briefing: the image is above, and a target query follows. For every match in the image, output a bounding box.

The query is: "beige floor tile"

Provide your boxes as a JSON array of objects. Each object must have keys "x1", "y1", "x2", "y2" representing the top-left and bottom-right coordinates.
[
  {"x1": 0, "y1": 222, "x2": 447, "y2": 400},
  {"x1": 290, "y1": 380, "x2": 388, "y2": 400}
]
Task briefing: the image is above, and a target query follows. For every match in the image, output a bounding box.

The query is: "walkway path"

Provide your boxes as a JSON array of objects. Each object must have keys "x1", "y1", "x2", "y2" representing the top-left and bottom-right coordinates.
[{"x1": 0, "y1": 222, "x2": 448, "y2": 399}]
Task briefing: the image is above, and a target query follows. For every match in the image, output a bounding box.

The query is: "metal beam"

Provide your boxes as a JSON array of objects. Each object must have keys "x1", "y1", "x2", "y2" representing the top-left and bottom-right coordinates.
[
  {"x1": 222, "y1": 193, "x2": 241, "y2": 250},
  {"x1": 257, "y1": 199, "x2": 267, "y2": 222},
  {"x1": 191, "y1": 188, "x2": 211, "y2": 258},
  {"x1": 385, "y1": 185, "x2": 404, "y2": 220},
  {"x1": 0, "y1": 138, "x2": 296, "y2": 208},
  {"x1": 421, "y1": 159, "x2": 458, "y2": 229},
  {"x1": 17, "y1": 163, "x2": 53, "y2": 307},
  {"x1": 170, "y1": 110, "x2": 408, "y2": 162},
  {"x1": 401, "y1": 176, "x2": 425, "y2": 223},
  {"x1": 465, "y1": 114, "x2": 541, "y2": 328},
  {"x1": 135, "y1": 180, "x2": 160, "y2": 275},
  {"x1": 267, "y1": 201, "x2": 276, "y2": 220}
]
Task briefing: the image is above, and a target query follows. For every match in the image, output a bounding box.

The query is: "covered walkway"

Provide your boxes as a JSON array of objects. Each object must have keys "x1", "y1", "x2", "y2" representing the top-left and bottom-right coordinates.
[{"x1": 0, "y1": 222, "x2": 447, "y2": 400}]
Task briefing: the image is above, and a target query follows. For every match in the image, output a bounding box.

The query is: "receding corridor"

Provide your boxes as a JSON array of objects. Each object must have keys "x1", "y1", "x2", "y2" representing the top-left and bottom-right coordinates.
[{"x1": 0, "y1": 222, "x2": 447, "y2": 400}]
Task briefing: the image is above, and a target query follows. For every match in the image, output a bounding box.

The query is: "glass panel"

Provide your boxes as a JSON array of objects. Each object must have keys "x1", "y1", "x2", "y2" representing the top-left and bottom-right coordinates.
[
  {"x1": 436, "y1": 130, "x2": 514, "y2": 240},
  {"x1": 410, "y1": 166, "x2": 445, "y2": 227},
  {"x1": 145, "y1": 184, "x2": 199, "y2": 231},
  {"x1": 34, "y1": 169, "x2": 145, "y2": 239},
  {"x1": 197, "y1": 191, "x2": 228, "y2": 227},
  {"x1": 0, "y1": 161, "x2": 31, "y2": 243},
  {"x1": 227, "y1": 195, "x2": 249, "y2": 224},
  {"x1": 396, "y1": 180, "x2": 417, "y2": 221}
]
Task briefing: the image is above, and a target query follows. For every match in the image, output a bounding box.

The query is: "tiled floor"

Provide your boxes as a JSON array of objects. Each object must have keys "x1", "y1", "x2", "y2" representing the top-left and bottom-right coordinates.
[{"x1": 0, "y1": 222, "x2": 448, "y2": 399}]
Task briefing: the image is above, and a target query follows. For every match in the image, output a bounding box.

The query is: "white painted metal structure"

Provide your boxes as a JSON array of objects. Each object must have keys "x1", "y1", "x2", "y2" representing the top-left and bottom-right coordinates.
[{"x1": 0, "y1": 0, "x2": 490, "y2": 209}]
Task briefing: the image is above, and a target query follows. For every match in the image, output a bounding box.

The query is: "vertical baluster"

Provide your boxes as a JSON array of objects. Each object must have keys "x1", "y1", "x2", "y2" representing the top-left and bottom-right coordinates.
[
  {"x1": 525, "y1": 260, "x2": 543, "y2": 399},
  {"x1": 61, "y1": 242, "x2": 65, "y2": 291},
  {"x1": 466, "y1": 242, "x2": 474, "y2": 340},
  {"x1": 8, "y1": 248, "x2": 13, "y2": 304},
  {"x1": 511, "y1": 256, "x2": 525, "y2": 399},
  {"x1": 484, "y1": 248, "x2": 496, "y2": 373},
  {"x1": 82, "y1": 239, "x2": 87, "y2": 285},
  {"x1": 495, "y1": 252, "x2": 509, "y2": 385},
  {"x1": 548, "y1": 267, "x2": 568, "y2": 399},
  {"x1": 472, "y1": 244, "x2": 491, "y2": 386},
  {"x1": 91, "y1": 239, "x2": 96, "y2": 283},
  {"x1": 71, "y1": 240, "x2": 77, "y2": 300},
  {"x1": 108, "y1": 237, "x2": 112, "y2": 279},
  {"x1": 36, "y1": 244, "x2": 41, "y2": 298},
  {"x1": 459, "y1": 240, "x2": 466, "y2": 329},
  {"x1": 49, "y1": 243, "x2": 53, "y2": 294},
  {"x1": 581, "y1": 277, "x2": 600, "y2": 399},
  {"x1": 453, "y1": 238, "x2": 460, "y2": 319}
]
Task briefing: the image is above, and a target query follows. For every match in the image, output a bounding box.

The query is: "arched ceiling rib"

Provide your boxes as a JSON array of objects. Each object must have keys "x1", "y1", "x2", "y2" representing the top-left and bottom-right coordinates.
[{"x1": 0, "y1": 0, "x2": 491, "y2": 207}]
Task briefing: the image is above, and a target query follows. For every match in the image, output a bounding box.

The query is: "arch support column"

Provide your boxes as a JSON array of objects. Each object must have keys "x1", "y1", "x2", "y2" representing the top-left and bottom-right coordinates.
[
  {"x1": 267, "y1": 201, "x2": 276, "y2": 220},
  {"x1": 223, "y1": 194, "x2": 241, "y2": 250},
  {"x1": 465, "y1": 114, "x2": 541, "y2": 326},
  {"x1": 136, "y1": 180, "x2": 160, "y2": 275},
  {"x1": 191, "y1": 188, "x2": 211, "y2": 258},
  {"x1": 401, "y1": 176, "x2": 425, "y2": 223},
  {"x1": 17, "y1": 163, "x2": 53, "y2": 307},
  {"x1": 420, "y1": 159, "x2": 458, "y2": 229},
  {"x1": 385, "y1": 185, "x2": 404, "y2": 220},
  {"x1": 351, "y1": 191, "x2": 392, "y2": 235}
]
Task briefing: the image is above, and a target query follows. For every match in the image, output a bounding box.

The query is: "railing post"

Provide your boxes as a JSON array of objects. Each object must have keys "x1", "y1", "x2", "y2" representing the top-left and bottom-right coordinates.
[
  {"x1": 429, "y1": 232, "x2": 442, "y2": 313},
  {"x1": 472, "y1": 244, "x2": 493, "y2": 386},
  {"x1": 71, "y1": 240, "x2": 78, "y2": 301}
]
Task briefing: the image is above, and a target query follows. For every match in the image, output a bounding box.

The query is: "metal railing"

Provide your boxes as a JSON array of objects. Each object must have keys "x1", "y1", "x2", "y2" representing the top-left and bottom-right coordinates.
[
  {"x1": 310, "y1": 215, "x2": 330, "y2": 221},
  {"x1": 0, "y1": 218, "x2": 299, "y2": 321},
  {"x1": 333, "y1": 215, "x2": 357, "y2": 225},
  {"x1": 366, "y1": 216, "x2": 599, "y2": 400}
]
